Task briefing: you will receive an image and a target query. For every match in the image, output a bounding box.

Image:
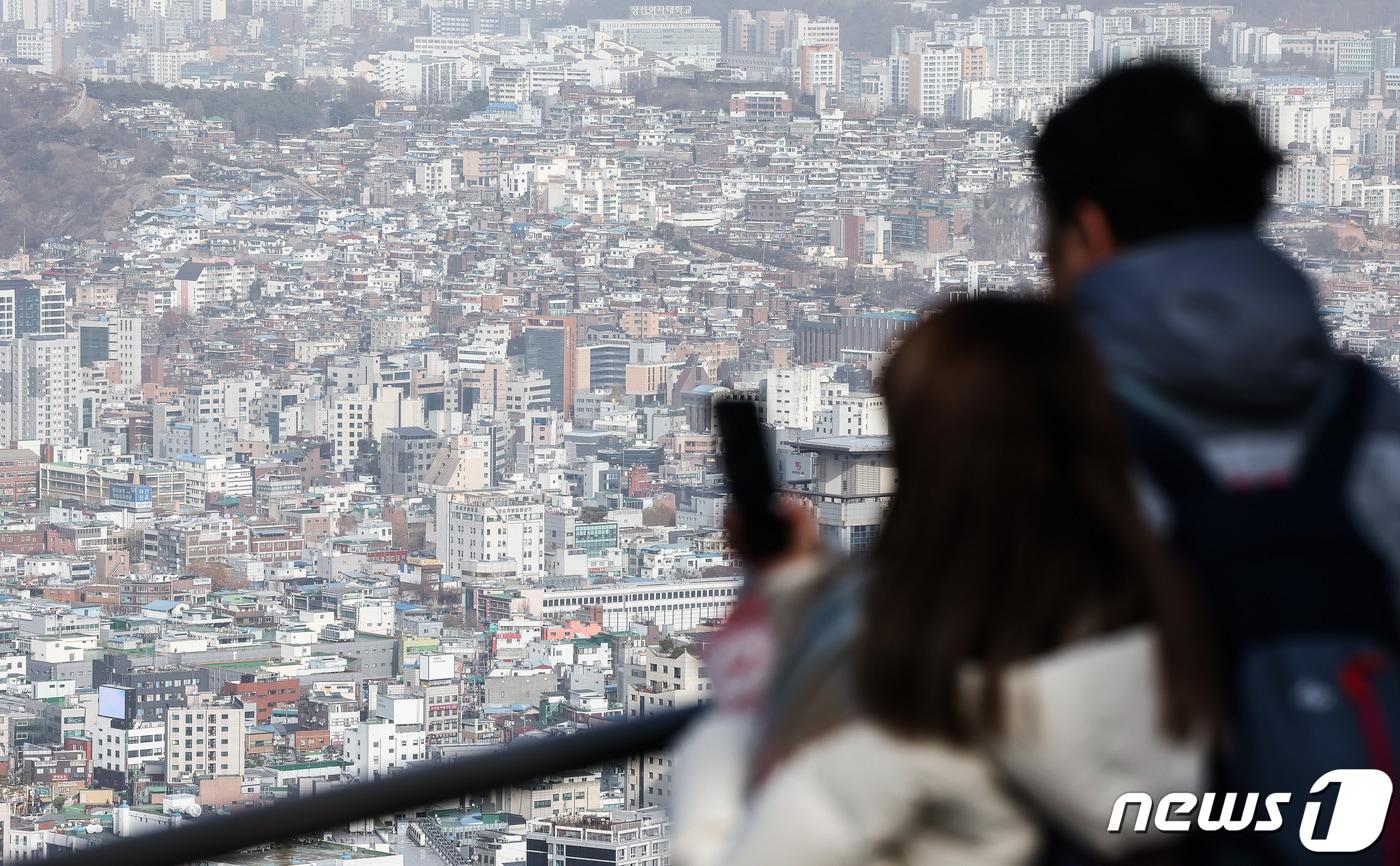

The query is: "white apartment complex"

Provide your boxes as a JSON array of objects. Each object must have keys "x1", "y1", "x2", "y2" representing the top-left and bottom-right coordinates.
[
  {"x1": 0, "y1": 335, "x2": 80, "y2": 447},
  {"x1": 164, "y1": 704, "x2": 246, "y2": 782},
  {"x1": 0, "y1": 280, "x2": 65, "y2": 341},
  {"x1": 378, "y1": 51, "x2": 456, "y2": 105},
  {"x1": 345, "y1": 717, "x2": 427, "y2": 781},
  {"x1": 765, "y1": 365, "x2": 833, "y2": 429},
  {"x1": 905, "y1": 45, "x2": 962, "y2": 118},
  {"x1": 437, "y1": 490, "x2": 545, "y2": 581},
  {"x1": 172, "y1": 260, "x2": 255, "y2": 314}
]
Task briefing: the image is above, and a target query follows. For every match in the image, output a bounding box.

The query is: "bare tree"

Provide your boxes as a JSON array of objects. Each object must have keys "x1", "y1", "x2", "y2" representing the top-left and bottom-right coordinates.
[
  {"x1": 189, "y1": 559, "x2": 247, "y2": 592},
  {"x1": 642, "y1": 502, "x2": 677, "y2": 527}
]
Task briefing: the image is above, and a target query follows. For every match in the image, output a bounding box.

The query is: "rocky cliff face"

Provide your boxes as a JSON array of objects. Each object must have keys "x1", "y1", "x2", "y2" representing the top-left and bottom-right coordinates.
[{"x1": 0, "y1": 74, "x2": 171, "y2": 254}]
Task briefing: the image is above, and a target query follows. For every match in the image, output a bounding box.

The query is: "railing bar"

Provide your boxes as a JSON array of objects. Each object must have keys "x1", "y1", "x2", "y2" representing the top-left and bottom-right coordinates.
[{"x1": 45, "y1": 707, "x2": 703, "y2": 866}]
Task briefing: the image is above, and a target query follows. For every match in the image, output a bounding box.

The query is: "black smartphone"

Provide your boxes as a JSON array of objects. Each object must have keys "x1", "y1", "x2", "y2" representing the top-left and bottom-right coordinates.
[{"x1": 715, "y1": 399, "x2": 791, "y2": 564}]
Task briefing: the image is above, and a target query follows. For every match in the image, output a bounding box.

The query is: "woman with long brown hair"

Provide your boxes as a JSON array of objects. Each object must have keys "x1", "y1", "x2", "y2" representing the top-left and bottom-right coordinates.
[
  {"x1": 861, "y1": 296, "x2": 1213, "y2": 746},
  {"x1": 676, "y1": 297, "x2": 1214, "y2": 866}
]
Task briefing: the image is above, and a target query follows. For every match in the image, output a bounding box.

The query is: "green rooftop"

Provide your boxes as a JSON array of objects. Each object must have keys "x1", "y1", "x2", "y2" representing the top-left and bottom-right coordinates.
[{"x1": 271, "y1": 760, "x2": 345, "y2": 772}]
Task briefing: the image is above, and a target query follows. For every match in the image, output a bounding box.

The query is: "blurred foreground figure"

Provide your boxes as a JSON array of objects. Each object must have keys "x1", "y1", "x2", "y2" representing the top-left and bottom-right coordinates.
[
  {"x1": 1039, "y1": 63, "x2": 1400, "y2": 864},
  {"x1": 673, "y1": 299, "x2": 1215, "y2": 866},
  {"x1": 676, "y1": 63, "x2": 1400, "y2": 866}
]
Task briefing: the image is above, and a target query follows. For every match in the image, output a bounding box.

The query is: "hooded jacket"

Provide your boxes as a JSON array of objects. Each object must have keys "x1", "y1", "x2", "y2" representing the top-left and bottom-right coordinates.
[{"x1": 1073, "y1": 230, "x2": 1400, "y2": 571}]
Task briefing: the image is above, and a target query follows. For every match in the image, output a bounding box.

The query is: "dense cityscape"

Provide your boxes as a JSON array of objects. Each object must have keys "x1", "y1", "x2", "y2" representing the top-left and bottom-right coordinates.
[{"x1": 0, "y1": 0, "x2": 1398, "y2": 863}]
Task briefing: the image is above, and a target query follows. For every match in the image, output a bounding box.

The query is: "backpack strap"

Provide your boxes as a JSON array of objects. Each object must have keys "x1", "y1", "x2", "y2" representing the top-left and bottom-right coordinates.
[
  {"x1": 1118, "y1": 400, "x2": 1218, "y2": 504},
  {"x1": 1296, "y1": 357, "x2": 1375, "y2": 491}
]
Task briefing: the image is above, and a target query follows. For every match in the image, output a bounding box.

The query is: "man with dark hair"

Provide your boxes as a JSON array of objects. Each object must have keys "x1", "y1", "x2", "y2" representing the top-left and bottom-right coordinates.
[
  {"x1": 1035, "y1": 61, "x2": 1400, "y2": 561},
  {"x1": 1037, "y1": 63, "x2": 1400, "y2": 863},
  {"x1": 1037, "y1": 62, "x2": 1281, "y2": 277}
]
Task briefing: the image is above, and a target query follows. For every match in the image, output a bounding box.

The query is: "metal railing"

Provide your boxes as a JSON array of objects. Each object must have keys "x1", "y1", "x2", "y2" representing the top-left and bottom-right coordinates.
[{"x1": 47, "y1": 707, "x2": 704, "y2": 866}]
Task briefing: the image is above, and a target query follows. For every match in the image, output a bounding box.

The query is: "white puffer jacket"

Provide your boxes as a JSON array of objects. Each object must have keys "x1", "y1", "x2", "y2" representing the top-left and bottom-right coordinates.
[{"x1": 672, "y1": 628, "x2": 1204, "y2": 866}]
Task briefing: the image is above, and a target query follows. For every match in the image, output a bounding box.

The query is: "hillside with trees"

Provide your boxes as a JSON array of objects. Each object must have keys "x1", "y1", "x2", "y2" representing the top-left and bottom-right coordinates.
[{"x1": 0, "y1": 74, "x2": 172, "y2": 254}]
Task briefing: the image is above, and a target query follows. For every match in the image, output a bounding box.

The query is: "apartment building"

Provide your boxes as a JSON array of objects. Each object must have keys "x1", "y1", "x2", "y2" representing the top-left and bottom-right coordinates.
[
  {"x1": 525, "y1": 808, "x2": 670, "y2": 866},
  {"x1": 436, "y1": 490, "x2": 545, "y2": 582},
  {"x1": 164, "y1": 702, "x2": 246, "y2": 782}
]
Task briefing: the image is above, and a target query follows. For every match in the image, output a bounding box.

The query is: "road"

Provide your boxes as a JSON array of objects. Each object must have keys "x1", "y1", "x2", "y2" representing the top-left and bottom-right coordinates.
[{"x1": 59, "y1": 82, "x2": 99, "y2": 127}]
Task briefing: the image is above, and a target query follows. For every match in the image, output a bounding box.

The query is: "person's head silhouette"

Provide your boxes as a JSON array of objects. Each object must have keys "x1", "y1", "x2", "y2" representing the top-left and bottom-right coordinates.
[{"x1": 1035, "y1": 62, "x2": 1281, "y2": 295}]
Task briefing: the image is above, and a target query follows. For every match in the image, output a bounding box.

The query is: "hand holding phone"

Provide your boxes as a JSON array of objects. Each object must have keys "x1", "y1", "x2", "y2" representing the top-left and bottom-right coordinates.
[{"x1": 715, "y1": 399, "x2": 792, "y2": 566}]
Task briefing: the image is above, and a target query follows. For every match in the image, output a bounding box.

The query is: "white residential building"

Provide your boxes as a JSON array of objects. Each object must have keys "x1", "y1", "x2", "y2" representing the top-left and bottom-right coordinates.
[
  {"x1": 1044, "y1": 16, "x2": 1092, "y2": 77},
  {"x1": 787, "y1": 10, "x2": 840, "y2": 54},
  {"x1": 974, "y1": 4, "x2": 1061, "y2": 38},
  {"x1": 987, "y1": 35, "x2": 1072, "y2": 85},
  {"x1": 624, "y1": 646, "x2": 712, "y2": 809},
  {"x1": 111, "y1": 314, "x2": 143, "y2": 390},
  {"x1": 765, "y1": 366, "x2": 830, "y2": 429},
  {"x1": 326, "y1": 386, "x2": 425, "y2": 473},
  {"x1": 0, "y1": 280, "x2": 65, "y2": 341},
  {"x1": 1147, "y1": 14, "x2": 1213, "y2": 51},
  {"x1": 184, "y1": 376, "x2": 267, "y2": 429},
  {"x1": 436, "y1": 490, "x2": 545, "y2": 581},
  {"x1": 144, "y1": 49, "x2": 207, "y2": 85},
  {"x1": 164, "y1": 703, "x2": 246, "y2": 782},
  {"x1": 1340, "y1": 176, "x2": 1400, "y2": 226},
  {"x1": 0, "y1": 334, "x2": 80, "y2": 447},
  {"x1": 93, "y1": 714, "x2": 166, "y2": 780},
  {"x1": 523, "y1": 575, "x2": 743, "y2": 632},
  {"x1": 345, "y1": 718, "x2": 426, "y2": 781},
  {"x1": 1255, "y1": 94, "x2": 1343, "y2": 153},
  {"x1": 798, "y1": 44, "x2": 842, "y2": 96},
  {"x1": 369, "y1": 313, "x2": 432, "y2": 351},
  {"x1": 1275, "y1": 152, "x2": 1352, "y2": 207},
  {"x1": 16, "y1": 25, "x2": 61, "y2": 74},
  {"x1": 172, "y1": 260, "x2": 255, "y2": 313},
  {"x1": 378, "y1": 51, "x2": 456, "y2": 105},
  {"x1": 814, "y1": 393, "x2": 888, "y2": 437},
  {"x1": 505, "y1": 373, "x2": 553, "y2": 414},
  {"x1": 906, "y1": 45, "x2": 961, "y2": 118},
  {"x1": 174, "y1": 454, "x2": 253, "y2": 507}
]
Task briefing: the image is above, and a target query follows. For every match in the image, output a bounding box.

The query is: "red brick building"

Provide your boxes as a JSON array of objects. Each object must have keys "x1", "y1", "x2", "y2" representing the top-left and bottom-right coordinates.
[
  {"x1": 247, "y1": 524, "x2": 304, "y2": 563},
  {"x1": 0, "y1": 527, "x2": 45, "y2": 556},
  {"x1": 0, "y1": 449, "x2": 39, "y2": 506},
  {"x1": 292, "y1": 728, "x2": 330, "y2": 756},
  {"x1": 221, "y1": 677, "x2": 302, "y2": 724}
]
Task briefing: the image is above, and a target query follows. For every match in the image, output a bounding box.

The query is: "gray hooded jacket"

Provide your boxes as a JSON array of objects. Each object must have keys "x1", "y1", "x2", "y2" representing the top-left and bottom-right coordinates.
[{"x1": 1074, "y1": 229, "x2": 1400, "y2": 573}]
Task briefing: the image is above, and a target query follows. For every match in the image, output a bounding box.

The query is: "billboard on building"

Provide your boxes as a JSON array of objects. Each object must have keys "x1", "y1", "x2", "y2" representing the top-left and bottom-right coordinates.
[
  {"x1": 98, "y1": 684, "x2": 131, "y2": 720},
  {"x1": 109, "y1": 483, "x2": 154, "y2": 505},
  {"x1": 422, "y1": 654, "x2": 454, "y2": 682},
  {"x1": 783, "y1": 453, "x2": 814, "y2": 483}
]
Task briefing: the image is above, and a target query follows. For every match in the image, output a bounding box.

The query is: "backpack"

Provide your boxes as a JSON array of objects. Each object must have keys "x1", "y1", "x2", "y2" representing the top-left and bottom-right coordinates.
[{"x1": 1122, "y1": 358, "x2": 1400, "y2": 865}]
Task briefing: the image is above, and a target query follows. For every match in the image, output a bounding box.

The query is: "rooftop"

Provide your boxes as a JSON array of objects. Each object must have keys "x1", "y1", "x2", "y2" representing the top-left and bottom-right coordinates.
[
  {"x1": 207, "y1": 841, "x2": 385, "y2": 865},
  {"x1": 791, "y1": 436, "x2": 892, "y2": 455}
]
